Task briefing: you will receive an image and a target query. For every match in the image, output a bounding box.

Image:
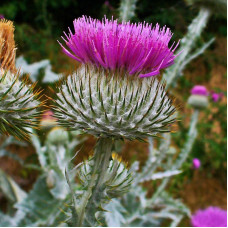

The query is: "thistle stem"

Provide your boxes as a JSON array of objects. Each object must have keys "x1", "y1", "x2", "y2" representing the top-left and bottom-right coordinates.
[
  {"x1": 163, "y1": 7, "x2": 211, "y2": 89},
  {"x1": 149, "y1": 109, "x2": 199, "y2": 203},
  {"x1": 77, "y1": 137, "x2": 113, "y2": 226},
  {"x1": 119, "y1": 0, "x2": 138, "y2": 22}
]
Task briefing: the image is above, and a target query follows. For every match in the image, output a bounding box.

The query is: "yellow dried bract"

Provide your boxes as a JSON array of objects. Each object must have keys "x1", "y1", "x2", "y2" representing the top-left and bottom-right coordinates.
[{"x1": 0, "y1": 19, "x2": 16, "y2": 73}]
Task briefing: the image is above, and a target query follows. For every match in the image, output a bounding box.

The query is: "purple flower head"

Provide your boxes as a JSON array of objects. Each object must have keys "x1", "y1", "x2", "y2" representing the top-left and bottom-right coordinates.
[
  {"x1": 191, "y1": 85, "x2": 209, "y2": 96},
  {"x1": 191, "y1": 206, "x2": 227, "y2": 227},
  {"x1": 59, "y1": 16, "x2": 180, "y2": 78},
  {"x1": 192, "y1": 158, "x2": 201, "y2": 169},
  {"x1": 0, "y1": 14, "x2": 4, "y2": 20},
  {"x1": 211, "y1": 92, "x2": 223, "y2": 102}
]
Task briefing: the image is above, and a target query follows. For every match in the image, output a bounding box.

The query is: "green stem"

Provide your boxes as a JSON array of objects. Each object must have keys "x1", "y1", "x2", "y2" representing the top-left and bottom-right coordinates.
[
  {"x1": 77, "y1": 137, "x2": 113, "y2": 227},
  {"x1": 134, "y1": 134, "x2": 171, "y2": 186}
]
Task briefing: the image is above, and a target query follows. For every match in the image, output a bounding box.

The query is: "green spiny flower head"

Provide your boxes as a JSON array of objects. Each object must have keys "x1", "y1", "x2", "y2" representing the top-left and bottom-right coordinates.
[
  {"x1": 74, "y1": 152, "x2": 133, "y2": 220},
  {"x1": 0, "y1": 69, "x2": 42, "y2": 139},
  {"x1": 53, "y1": 65, "x2": 176, "y2": 140},
  {"x1": 78, "y1": 153, "x2": 133, "y2": 199},
  {"x1": 64, "y1": 152, "x2": 133, "y2": 226}
]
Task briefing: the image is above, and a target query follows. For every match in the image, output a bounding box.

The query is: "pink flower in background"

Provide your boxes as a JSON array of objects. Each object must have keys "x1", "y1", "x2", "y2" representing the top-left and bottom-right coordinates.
[
  {"x1": 42, "y1": 110, "x2": 56, "y2": 120},
  {"x1": 211, "y1": 92, "x2": 223, "y2": 102},
  {"x1": 40, "y1": 110, "x2": 57, "y2": 129},
  {"x1": 192, "y1": 158, "x2": 201, "y2": 169},
  {"x1": 59, "y1": 16, "x2": 180, "y2": 78},
  {"x1": 191, "y1": 206, "x2": 227, "y2": 227},
  {"x1": 191, "y1": 85, "x2": 208, "y2": 96},
  {"x1": 0, "y1": 15, "x2": 4, "y2": 19}
]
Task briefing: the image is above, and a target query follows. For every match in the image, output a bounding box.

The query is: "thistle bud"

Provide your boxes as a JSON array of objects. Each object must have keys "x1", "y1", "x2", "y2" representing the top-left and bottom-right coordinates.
[
  {"x1": 40, "y1": 110, "x2": 57, "y2": 130},
  {"x1": 78, "y1": 153, "x2": 133, "y2": 198},
  {"x1": 192, "y1": 158, "x2": 201, "y2": 169},
  {"x1": 188, "y1": 85, "x2": 209, "y2": 109},
  {"x1": 47, "y1": 127, "x2": 69, "y2": 144}
]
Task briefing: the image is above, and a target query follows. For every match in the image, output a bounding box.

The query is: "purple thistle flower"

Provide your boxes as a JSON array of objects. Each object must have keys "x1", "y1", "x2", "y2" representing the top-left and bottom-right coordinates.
[
  {"x1": 192, "y1": 158, "x2": 201, "y2": 169},
  {"x1": 211, "y1": 92, "x2": 223, "y2": 102},
  {"x1": 0, "y1": 14, "x2": 4, "y2": 20},
  {"x1": 191, "y1": 206, "x2": 227, "y2": 227},
  {"x1": 59, "y1": 16, "x2": 180, "y2": 78},
  {"x1": 191, "y1": 85, "x2": 208, "y2": 96}
]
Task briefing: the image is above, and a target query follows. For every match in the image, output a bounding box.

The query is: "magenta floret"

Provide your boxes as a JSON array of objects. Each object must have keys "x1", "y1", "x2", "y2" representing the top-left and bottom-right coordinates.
[
  {"x1": 191, "y1": 85, "x2": 208, "y2": 96},
  {"x1": 59, "y1": 16, "x2": 180, "y2": 78},
  {"x1": 192, "y1": 158, "x2": 201, "y2": 169},
  {"x1": 191, "y1": 206, "x2": 227, "y2": 227}
]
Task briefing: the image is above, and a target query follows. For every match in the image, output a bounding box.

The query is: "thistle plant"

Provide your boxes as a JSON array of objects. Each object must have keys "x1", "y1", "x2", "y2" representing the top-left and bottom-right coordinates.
[
  {"x1": 0, "y1": 20, "x2": 42, "y2": 139},
  {"x1": 0, "y1": 127, "x2": 84, "y2": 227},
  {"x1": 0, "y1": 2, "x2": 224, "y2": 227},
  {"x1": 52, "y1": 16, "x2": 179, "y2": 226},
  {"x1": 188, "y1": 85, "x2": 209, "y2": 109},
  {"x1": 112, "y1": 2, "x2": 226, "y2": 224},
  {"x1": 104, "y1": 90, "x2": 207, "y2": 226}
]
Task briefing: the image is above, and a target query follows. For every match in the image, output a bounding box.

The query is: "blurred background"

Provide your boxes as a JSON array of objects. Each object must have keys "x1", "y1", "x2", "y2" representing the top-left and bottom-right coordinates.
[{"x1": 0, "y1": 0, "x2": 227, "y2": 226}]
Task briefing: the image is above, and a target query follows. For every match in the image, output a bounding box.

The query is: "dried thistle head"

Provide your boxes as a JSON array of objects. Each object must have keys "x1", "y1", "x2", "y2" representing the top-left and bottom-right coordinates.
[
  {"x1": 0, "y1": 19, "x2": 16, "y2": 73},
  {"x1": 0, "y1": 69, "x2": 43, "y2": 139},
  {"x1": 0, "y1": 20, "x2": 43, "y2": 140}
]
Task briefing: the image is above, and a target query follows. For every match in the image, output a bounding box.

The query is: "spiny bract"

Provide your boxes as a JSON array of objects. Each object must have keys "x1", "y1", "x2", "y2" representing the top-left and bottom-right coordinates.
[
  {"x1": 0, "y1": 69, "x2": 41, "y2": 139},
  {"x1": 64, "y1": 154, "x2": 133, "y2": 226},
  {"x1": 78, "y1": 154, "x2": 133, "y2": 199},
  {"x1": 53, "y1": 66, "x2": 176, "y2": 140}
]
